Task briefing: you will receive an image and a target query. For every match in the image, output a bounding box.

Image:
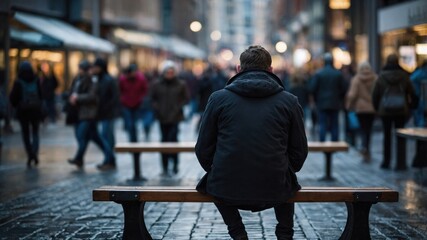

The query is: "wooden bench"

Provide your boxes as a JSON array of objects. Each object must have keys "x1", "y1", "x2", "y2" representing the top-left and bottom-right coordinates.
[
  {"x1": 396, "y1": 128, "x2": 427, "y2": 167},
  {"x1": 115, "y1": 141, "x2": 349, "y2": 181},
  {"x1": 93, "y1": 186, "x2": 398, "y2": 240}
]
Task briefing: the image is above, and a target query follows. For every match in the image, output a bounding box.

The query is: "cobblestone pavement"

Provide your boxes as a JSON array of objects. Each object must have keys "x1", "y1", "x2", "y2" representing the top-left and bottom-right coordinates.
[{"x1": 0, "y1": 116, "x2": 426, "y2": 239}]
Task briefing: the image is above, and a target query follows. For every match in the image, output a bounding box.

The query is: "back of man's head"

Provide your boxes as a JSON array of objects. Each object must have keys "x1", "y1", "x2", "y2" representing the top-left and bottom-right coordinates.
[{"x1": 239, "y1": 45, "x2": 272, "y2": 72}]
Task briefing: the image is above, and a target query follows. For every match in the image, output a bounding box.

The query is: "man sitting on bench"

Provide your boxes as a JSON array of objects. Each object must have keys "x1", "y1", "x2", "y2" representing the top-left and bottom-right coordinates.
[{"x1": 195, "y1": 45, "x2": 308, "y2": 240}]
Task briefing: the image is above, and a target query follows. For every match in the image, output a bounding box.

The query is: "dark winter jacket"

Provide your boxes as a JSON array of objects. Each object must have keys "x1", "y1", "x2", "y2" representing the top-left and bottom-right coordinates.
[
  {"x1": 150, "y1": 76, "x2": 190, "y2": 124},
  {"x1": 96, "y1": 73, "x2": 120, "y2": 120},
  {"x1": 372, "y1": 65, "x2": 417, "y2": 117},
  {"x1": 195, "y1": 70, "x2": 308, "y2": 206},
  {"x1": 310, "y1": 64, "x2": 347, "y2": 110},
  {"x1": 71, "y1": 75, "x2": 98, "y2": 120},
  {"x1": 10, "y1": 62, "x2": 43, "y2": 120}
]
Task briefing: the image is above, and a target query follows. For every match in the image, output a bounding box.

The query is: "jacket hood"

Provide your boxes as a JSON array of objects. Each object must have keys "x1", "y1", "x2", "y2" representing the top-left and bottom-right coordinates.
[
  {"x1": 225, "y1": 70, "x2": 284, "y2": 98},
  {"x1": 381, "y1": 69, "x2": 407, "y2": 85},
  {"x1": 18, "y1": 61, "x2": 35, "y2": 82}
]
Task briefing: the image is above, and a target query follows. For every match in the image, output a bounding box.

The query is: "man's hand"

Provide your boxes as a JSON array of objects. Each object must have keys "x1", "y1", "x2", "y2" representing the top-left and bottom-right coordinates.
[{"x1": 69, "y1": 93, "x2": 78, "y2": 105}]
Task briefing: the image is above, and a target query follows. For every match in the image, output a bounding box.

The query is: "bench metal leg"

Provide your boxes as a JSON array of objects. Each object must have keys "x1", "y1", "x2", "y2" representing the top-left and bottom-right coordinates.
[
  {"x1": 340, "y1": 202, "x2": 373, "y2": 240},
  {"x1": 132, "y1": 154, "x2": 147, "y2": 181},
  {"x1": 320, "y1": 152, "x2": 335, "y2": 181},
  {"x1": 120, "y1": 201, "x2": 152, "y2": 240}
]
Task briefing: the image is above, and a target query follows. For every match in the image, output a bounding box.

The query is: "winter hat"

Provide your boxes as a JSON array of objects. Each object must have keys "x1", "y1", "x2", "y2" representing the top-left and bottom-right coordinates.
[
  {"x1": 160, "y1": 60, "x2": 177, "y2": 74},
  {"x1": 78, "y1": 60, "x2": 91, "y2": 71},
  {"x1": 93, "y1": 57, "x2": 107, "y2": 72},
  {"x1": 18, "y1": 61, "x2": 35, "y2": 81}
]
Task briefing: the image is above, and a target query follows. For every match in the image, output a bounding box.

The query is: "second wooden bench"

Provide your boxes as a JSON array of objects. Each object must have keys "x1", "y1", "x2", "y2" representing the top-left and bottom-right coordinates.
[{"x1": 115, "y1": 141, "x2": 349, "y2": 181}]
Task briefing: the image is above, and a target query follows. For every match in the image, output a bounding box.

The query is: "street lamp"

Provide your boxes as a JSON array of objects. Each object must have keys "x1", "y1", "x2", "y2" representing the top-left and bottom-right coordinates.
[
  {"x1": 275, "y1": 41, "x2": 288, "y2": 53},
  {"x1": 210, "y1": 30, "x2": 222, "y2": 41},
  {"x1": 190, "y1": 21, "x2": 202, "y2": 32}
]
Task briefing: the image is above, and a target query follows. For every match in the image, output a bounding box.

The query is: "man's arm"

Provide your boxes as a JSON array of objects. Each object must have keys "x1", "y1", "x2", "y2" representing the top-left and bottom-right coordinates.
[
  {"x1": 195, "y1": 93, "x2": 220, "y2": 172},
  {"x1": 288, "y1": 99, "x2": 308, "y2": 172}
]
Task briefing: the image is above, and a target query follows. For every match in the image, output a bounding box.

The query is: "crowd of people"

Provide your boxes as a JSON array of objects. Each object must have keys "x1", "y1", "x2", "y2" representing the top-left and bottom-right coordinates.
[{"x1": 1, "y1": 50, "x2": 426, "y2": 173}]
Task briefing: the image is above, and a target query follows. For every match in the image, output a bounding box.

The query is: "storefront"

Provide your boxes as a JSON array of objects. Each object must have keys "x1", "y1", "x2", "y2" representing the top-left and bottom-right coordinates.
[
  {"x1": 379, "y1": 0, "x2": 427, "y2": 72},
  {"x1": 112, "y1": 27, "x2": 206, "y2": 76},
  {"x1": 8, "y1": 11, "x2": 115, "y2": 92}
]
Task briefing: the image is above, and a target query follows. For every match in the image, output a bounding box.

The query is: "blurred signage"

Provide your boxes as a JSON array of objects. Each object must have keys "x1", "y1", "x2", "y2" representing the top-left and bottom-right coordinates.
[
  {"x1": 379, "y1": 0, "x2": 427, "y2": 33},
  {"x1": 329, "y1": 0, "x2": 350, "y2": 10}
]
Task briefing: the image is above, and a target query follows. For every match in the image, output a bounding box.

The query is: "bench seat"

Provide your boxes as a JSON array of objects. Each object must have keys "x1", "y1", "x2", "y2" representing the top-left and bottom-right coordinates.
[{"x1": 93, "y1": 186, "x2": 398, "y2": 240}]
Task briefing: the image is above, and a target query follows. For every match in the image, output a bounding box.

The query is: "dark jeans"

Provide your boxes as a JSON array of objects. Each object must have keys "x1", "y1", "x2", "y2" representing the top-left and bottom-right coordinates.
[
  {"x1": 160, "y1": 123, "x2": 179, "y2": 173},
  {"x1": 99, "y1": 119, "x2": 116, "y2": 165},
  {"x1": 74, "y1": 120, "x2": 113, "y2": 164},
  {"x1": 381, "y1": 116, "x2": 406, "y2": 169},
  {"x1": 43, "y1": 98, "x2": 56, "y2": 123},
  {"x1": 19, "y1": 118, "x2": 40, "y2": 160},
  {"x1": 215, "y1": 202, "x2": 294, "y2": 239},
  {"x1": 356, "y1": 113, "x2": 375, "y2": 153},
  {"x1": 318, "y1": 110, "x2": 339, "y2": 142},
  {"x1": 122, "y1": 107, "x2": 139, "y2": 142}
]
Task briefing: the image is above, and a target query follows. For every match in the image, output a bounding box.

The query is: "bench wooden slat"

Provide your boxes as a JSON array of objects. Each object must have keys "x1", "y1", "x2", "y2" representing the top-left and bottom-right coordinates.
[
  {"x1": 115, "y1": 141, "x2": 349, "y2": 153},
  {"x1": 396, "y1": 127, "x2": 427, "y2": 141},
  {"x1": 93, "y1": 186, "x2": 398, "y2": 203}
]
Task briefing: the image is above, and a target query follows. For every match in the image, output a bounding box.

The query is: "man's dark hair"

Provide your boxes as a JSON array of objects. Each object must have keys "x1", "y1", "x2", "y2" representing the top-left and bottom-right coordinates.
[{"x1": 239, "y1": 45, "x2": 272, "y2": 71}]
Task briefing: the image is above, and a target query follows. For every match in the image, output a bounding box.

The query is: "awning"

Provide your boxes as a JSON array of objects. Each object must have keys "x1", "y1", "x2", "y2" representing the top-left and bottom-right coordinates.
[
  {"x1": 10, "y1": 27, "x2": 62, "y2": 48},
  {"x1": 164, "y1": 36, "x2": 206, "y2": 59},
  {"x1": 112, "y1": 27, "x2": 205, "y2": 59},
  {"x1": 14, "y1": 12, "x2": 115, "y2": 53},
  {"x1": 112, "y1": 28, "x2": 166, "y2": 49}
]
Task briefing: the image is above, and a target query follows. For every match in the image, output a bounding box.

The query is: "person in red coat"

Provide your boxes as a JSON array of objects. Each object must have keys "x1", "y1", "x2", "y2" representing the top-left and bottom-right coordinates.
[{"x1": 119, "y1": 64, "x2": 148, "y2": 166}]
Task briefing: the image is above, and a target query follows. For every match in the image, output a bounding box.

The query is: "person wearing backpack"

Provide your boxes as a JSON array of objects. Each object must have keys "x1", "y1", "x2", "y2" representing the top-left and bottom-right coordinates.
[
  {"x1": 9, "y1": 61, "x2": 43, "y2": 167},
  {"x1": 409, "y1": 60, "x2": 427, "y2": 169},
  {"x1": 372, "y1": 54, "x2": 417, "y2": 171}
]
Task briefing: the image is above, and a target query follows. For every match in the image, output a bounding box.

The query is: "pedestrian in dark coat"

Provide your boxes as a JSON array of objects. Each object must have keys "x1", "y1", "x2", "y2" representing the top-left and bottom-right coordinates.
[
  {"x1": 67, "y1": 60, "x2": 114, "y2": 169},
  {"x1": 38, "y1": 62, "x2": 58, "y2": 123},
  {"x1": 372, "y1": 54, "x2": 417, "y2": 170},
  {"x1": 9, "y1": 61, "x2": 43, "y2": 167},
  {"x1": 196, "y1": 46, "x2": 308, "y2": 239},
  {"x1": 150, "y1": 61, "x2": 190, "y2": 176},
  {"x1": 92, "y1": 57, "x2": 120, "y2": 170},
  {"x1": 310, "y1": 53, "x2": 347, "y2": 141}
]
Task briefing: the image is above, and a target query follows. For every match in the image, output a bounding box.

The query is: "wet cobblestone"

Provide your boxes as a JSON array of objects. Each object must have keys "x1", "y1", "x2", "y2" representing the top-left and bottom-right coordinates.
[{"x1": 0, "y1": 119, "x2": 426, "y2": 239}]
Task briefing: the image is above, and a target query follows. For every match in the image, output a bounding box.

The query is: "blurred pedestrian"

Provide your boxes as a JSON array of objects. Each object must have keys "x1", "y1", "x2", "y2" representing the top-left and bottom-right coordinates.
[
  {"x1": 341, "y1": 65, "x2": 357, "y2": 146},
  {"x1": 150, "y1": 61, "x2": 189, "y2": 176},
  {"x1": 372, "y1": 54, "x2": 418, "y2": 170},
  {"x1": 9, "y1": 61, "x2": 43, "y2": 167},
  {"x1": 346, "y1": 62, "x2": 377, "y2": 162},
  {"x1": 67, "y1": 60, "x2": 114, "y2": 169},
  {"x1": 0, "y1": 86, "x2": 7, "y2": 161},
  {"x1": 38, "y1": 62, "x2": 58, "y2": 124},
  {"x1": 179, "y1": 69, "x2": 198, "y2": 121},
  {"x1": 119, "y1": 63, "x2": 148, "y2": 165},
  {"x1": 140, "y1": 70, "x2": 157, "y2": 141},
  {"x1": 310, "y1": 53, "x2": 347, "y2": 141},
  {"x1": 92, "y1": 57, "x2": 120, "y2": 170},
  {"x1": 195, "y1": 45, "x2": 307, "y2": 239},
  {"x1": 409, "y1": 60, "x2": 427, "y2": 169},
  {"x1": 289, "y1": 68, "x2": 310, "y2": 119},
  {"x1": 196, "y1": 66, "x2": 215, "y2": 131}
]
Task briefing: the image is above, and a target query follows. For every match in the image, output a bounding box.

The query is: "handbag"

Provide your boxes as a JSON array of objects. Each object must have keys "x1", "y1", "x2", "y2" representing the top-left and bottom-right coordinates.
[
  {"x1": 196, "y1": 172, "x2": 208, "y2": 194},
  {"x1": 347, "y1": 111, "x2": 360, "y2": 130}
]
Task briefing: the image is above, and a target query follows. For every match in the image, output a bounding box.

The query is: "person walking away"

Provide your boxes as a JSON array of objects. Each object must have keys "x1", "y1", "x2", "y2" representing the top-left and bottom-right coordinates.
[
  {"x1": 92, "y1": 58, "x2": 120, "y2": 170},
  {"x1": 179, "y1": 69, "x2": 198, "y2": 121},
  {"x1": 119, "y1": 64, "x2": 148, "y2": 168},
  {"x1": 38, "y1": 62, "x2": 58, "y2": 124},
  {"x1": 196, "y1": 46, "x2": 308, "y2": 239},
  {"x1": 67, "y1": 61, "x2": 114, "y2": 169},
  {"x1": 409, "y1": 60, "x2": 427, "y2": 170},
  {"x1": 346, "y1": 62, "x2": 377, "y2": 162},
  {"x1": 289, "y1": 68, "x2": 310, "y2": 121},
  {"x1": 150, "y1": 61, "x2": 189, "y2": 176},
  {"x1": 196, "y1": 66, "x2": 215, "y2": 131},
  {"x1": 372, "y1": 54, "x2": 418, "y2": 170},
  {"x1": 9, "y1": 61, "x2": 43, "y2": 167},
  {"x1": 310, "y1": 53, "x2": 347, "y2": 142}
]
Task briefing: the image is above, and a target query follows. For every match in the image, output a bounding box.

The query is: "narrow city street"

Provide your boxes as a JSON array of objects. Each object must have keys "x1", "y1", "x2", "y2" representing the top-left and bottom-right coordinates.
[{"x1": 0, "y1": 116, "x2": 426, "y2": 239}]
